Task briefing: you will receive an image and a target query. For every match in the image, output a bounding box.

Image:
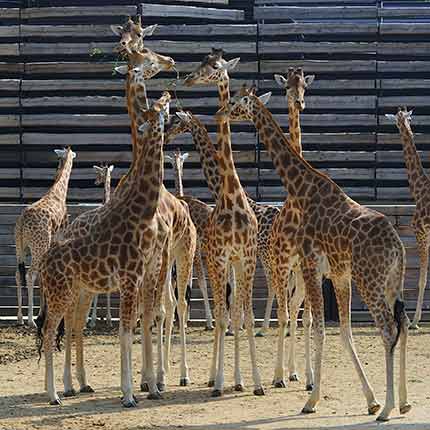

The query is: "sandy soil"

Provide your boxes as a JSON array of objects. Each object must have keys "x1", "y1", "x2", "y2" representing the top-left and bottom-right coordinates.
[{"x1": 0, "y1": 323, "x2": 429, "y2": 430}]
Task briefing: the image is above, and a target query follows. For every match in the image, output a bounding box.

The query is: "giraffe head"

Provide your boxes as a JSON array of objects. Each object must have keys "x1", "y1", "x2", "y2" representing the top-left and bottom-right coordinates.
[
  {"x1": 223, "y1": 84, "x2": 272, "y2": 122},
  {"x1": 111, "y1": 16, "x2": 157, "y2": 54},
  {"x1": 183, "y1": 48, "x2": 240, "y2": 88},
  {"x1": 274, "y1": 67, "x2": 314, "y2": 111},
  {"x1": 165, "y1": 111, "x2": 193, "y2": 144},
  {"x1": 93, "y1": 164, "x2": 114, "y2": 186},
  {"x1": 138, "y1": 91, "x2": 172, "y2": 135},
  {"x1": 165, "y1": 149, "x2": 189, "y2": 179},
  {"x1": 385, "y1": 107, "x2": 413, "y2": 132}
]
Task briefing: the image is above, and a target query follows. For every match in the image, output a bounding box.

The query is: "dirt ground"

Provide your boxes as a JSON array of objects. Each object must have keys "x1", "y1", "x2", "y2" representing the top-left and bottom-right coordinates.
[{"x1": 0, "y1": 323, "x2": 429, "y2": 430}]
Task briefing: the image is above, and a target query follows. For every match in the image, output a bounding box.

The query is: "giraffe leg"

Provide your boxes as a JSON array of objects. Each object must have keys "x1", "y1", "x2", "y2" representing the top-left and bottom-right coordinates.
[
  {"x1": 194, "y1": 247, "x2": 213, "y2": 330},
  {"x1": 15, "y1": 226, "x2": 25, "y2": 326},
  {"x1": 301, "y1": 260, "x2": 324, "y2": 414},
  {"x1": 234, "y1": 256, "x2": 264, "y2": 395},
  {"x1": 332, "y1": 276, "x2": 380, "y2": 414},
  {"x1": 256, "y1": 260, "x2": 274, "y2": 337},
  {"x1": 119, "y1": 287, "x2": 138, "y2": 408},
  {"x1": 226, "y1": 266, "x2": 236, "y2": 336},
  {"x1": 410, "y1": 232, "x2": 429, "y2": 329},
  {"x1": 287, "y1": 292, "x2": 300, "y2": 381},
  {"x1": 399, "y1": 313, "x2": 411, "y2": 415},
  {"x1": 74, "y1": 291, "x2": 95, "y2": 393},
  {"x1": 163, "y1": 266, "x2": 175, "y2": 378},
  {"x1": 303, "y1": 293, "x2": 314, "y2": 391},
  {"x1": 106, "y1": 293, "x2": 112, "y2": 327},
  {"x1": 207, "y1": 254, "x2": 229, "y2": 396},
  {"x1": 63, "y1": 310, "x2": 76, "y2": 397},
  {"x1": 16, "y1": 268, "x2": 23, "y2": 325},
  {"x1": 88, "y1": 295, "x2": 98, "y2": 328},
  {"x1": 174, "y1": 231, "x2": 196, "y2": 387},
  {"x1": 272, "y1": 264, "x2": 289, "y2": 388},
  {"x1": 208, "y1": 325, "x2": 219, "y2": 387},
  {"x1": 26, "y1": 268, "x2": 38, "y2": 328}
]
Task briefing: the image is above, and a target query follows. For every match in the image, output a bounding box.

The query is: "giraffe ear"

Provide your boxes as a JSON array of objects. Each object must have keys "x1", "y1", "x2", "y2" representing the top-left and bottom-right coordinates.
[
  {"x1": 406, "y1": 110, "x2": 413, "y2": 120},
  {"x1": 164, "y1": 154, "x2": 173, "y2": 163},
  {"x1": 258, "y1": 92, "x2": 272, "y2": 105},
  {"x1": 221, "y1": 57, "x2": 240, "y2": 72},
  {"x1": 385, "y1": 114, "x2": 397, "y2": 122},
  {"x1": 304, "y1": 75, "x2": 315, "y2": 87},
  {"x1": 93, "y1": 165, "x2": 103, "y2": 173},
  {"x1": 71, "y1": 151, "x2": 76, "y2": 159},
  {"x1": 141, "y1": 24, "x2": 158, "y2": 38},
  {"x1": 114, "y1": 65, "x2": 129, "y2": 75},
  {"x1": 176, "y1": 111, "x2": 191, "y2": 123},
  {"x1": 181, "y1": 152, "x2": 189, "y2": 161},
  {"x1": 274, "y1": 74, "x2": 288, "y2": 89},
  {"x1": 109, "y1": 165, "x2": 114, "y2": 172},
  {"x1": 110, "y1": 25, "x2": 124, "y2": 36},
  {"x1": 54, "y1": 149, "x2": 66, "y2": 158}
]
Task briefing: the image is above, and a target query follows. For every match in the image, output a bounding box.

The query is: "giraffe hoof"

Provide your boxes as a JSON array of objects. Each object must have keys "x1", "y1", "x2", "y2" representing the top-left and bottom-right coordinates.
[
  {"x1": 122, "y1": 399, "x2": 138, "y2": 408},
  {"x1": 376, "y1": 414, "x2": 390, "y2": 422},
  {"x1": 306, "y1": 384, "x2": 314, "y2": 392},
  {"x1": 63, "y1": 389, "x2": 76, "y2": 397},
  {"x1": 273, "y1": 380, "x2": 286, "y2": 388},
  {"x1": 80, "y1": 385, "x2": 94, "y2": 393},
  {"x1": 234, "y1": 384, "x2": 244, "y2": 392},
  {"x1": 28, "y1": 320, "x2": 37, "y2": 329},
  {"x1": 147, "y1": 392, "x2": 163, "y2": 400},
  {"x1": 208, "y1": 380, "x2": 215, "y2": 387},
  {"x1": 211, "y1": 389, "x2": 223, "y2": 397},
  {"x1": 368, "y1": 402, "x2": 381, "y2": 415},
  {"x1": 140, "y1": 383, "x2": 149, "y2": 392},
  {"x1": 301, "y1": 406, "x2": 316, "y2": 414},
  {"x1": 400, "y1": 403, "x2": 412, "y2": 415},
  {"x1": 156, "y1": 382, "x2": 166, "y2": 392},
  {"x1": 255, "y1": 331, "x2": 265, "y2": 338},
  {"x1": 49, "y1": 398, "x2": 63, "y2": 406},
  {"x1": 180, "y1": 377, "x2": 190, "y2": 387},
  {"x1": 285, "y1": 331, "x2": 291, "y2": 338},
  {"x1": 289, "y1": 374, "x2": 299, "y2": 382},
  {"x1": 225, "y1": 330, "x2": 234, "y2": 337},
  {"x1": 253, "y1": 387, "x2": 265, "y2": 396}
]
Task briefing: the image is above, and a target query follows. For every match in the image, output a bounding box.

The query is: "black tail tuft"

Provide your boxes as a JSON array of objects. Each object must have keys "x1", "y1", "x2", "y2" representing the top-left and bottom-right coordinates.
[
  {"x1": 392, "y1": 298, "x2": 406, "y2": 353},
  {"x1": 226, "y1": 282, "x2": 232, "y2": 310},
  {"x1": 35, "y1": 299, "x2": 47, "y2": 362},
  {"x1": 56, "y1": 318, "x2": 65, "y2": 352},
  {"x1": 18, "y1": 262, "x2": 26, "y2": 288}
]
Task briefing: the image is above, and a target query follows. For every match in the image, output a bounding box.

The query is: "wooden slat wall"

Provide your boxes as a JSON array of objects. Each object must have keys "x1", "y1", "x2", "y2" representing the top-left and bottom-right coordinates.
[{"x1": 0, "y1": 0, "x2": 430, "y2": 321}]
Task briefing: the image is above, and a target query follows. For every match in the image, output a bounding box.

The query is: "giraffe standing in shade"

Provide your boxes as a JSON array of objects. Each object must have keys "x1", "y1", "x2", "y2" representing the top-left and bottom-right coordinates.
[
  {"x1": 226, "y1": 85, "x2": 410, "y2": 421},
  {"x1": 185, "y1": 54, "x2": 264, "y2": 397},
  {"x1": 37, "y1": 91, "x2": 172, "y2": 407},
  {"x1": 88, "y1": 164, "x2": 115, "y2": 328},
  {"x1": 165, "y1": 148, "x2": 213, "y2": 328},
  {"x1": 386, "y1": 107, "x2": 430, "y2": 329},
  {"x1": 15, "y1": 148, "x2": 75, "y2": 327}
]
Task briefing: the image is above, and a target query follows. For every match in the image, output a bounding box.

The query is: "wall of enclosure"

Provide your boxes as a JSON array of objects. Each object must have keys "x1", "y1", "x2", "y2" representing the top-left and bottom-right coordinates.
[{"x1": 0, "y1": 0, "x2": 429, "y2": 321}]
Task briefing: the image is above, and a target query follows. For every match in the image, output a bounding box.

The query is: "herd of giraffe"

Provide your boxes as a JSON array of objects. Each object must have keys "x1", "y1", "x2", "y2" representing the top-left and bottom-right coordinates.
[{"x1": 14, "y1": 15, "x2": 430, "y2": 422}]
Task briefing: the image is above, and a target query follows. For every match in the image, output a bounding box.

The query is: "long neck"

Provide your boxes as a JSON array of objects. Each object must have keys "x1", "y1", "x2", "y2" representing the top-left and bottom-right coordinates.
[
  {"x1": 103, "y1": 171, "x2": 111, "y2": 204},
  {"x1": 190, "y1": 118, "x2": 221, "y2": 200},
  {"x1": 49, "y1": 155, "x2": 73, "y2": 203},
  {"x1": 398, "y1": 122, "x2": 428, "y2": 201},
  {"x1": 174, "y1": 165, "x2": 183, "y2": 197},
  {"x1": 252, "y1": 98, "x2": 319, "y2": 203},
  {"x1": 217, "y1": 78, "x2": 230, "y2": 110},
  {"x1": 288, "y1": 97, "x2": 302, "y2": 155}
]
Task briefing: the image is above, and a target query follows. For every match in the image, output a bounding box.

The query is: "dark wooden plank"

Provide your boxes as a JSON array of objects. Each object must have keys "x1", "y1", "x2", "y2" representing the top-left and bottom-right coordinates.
[{"x1": 21, "y1": 6, "x2": 137, "y2": 19}]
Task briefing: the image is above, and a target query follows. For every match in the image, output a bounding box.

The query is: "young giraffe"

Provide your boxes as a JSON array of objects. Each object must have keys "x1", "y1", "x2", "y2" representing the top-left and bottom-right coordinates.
[
  {"x1": 165, "y1": 148, "x2": 213, "y2": 328},
  {"x1": 184, "y1": 48, "x2": 282, "y2": 337},
  {"x1": 185, "y1": 54, "x2": 264, "y2": 397},
  {"x1": 386, "y1": 107, "x2": 430, "y2": 329},
  {"x1": 37, "y1": 91, "x2": 172, "y2": 407},
  {"x1": 15, "y1": 148, "x2": 76, "y2": 327},
  {"x1": 88, "y1": 164, "x2": 114, "y2": 328},
  {"x1": 55, "y1": 45, "x2": 177, "y2": 399},
  {"x1": 226, "y1": 85, "x2": 410, "y2": 421}
]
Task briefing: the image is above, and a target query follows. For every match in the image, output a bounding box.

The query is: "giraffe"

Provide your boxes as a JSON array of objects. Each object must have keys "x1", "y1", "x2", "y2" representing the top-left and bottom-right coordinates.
[
  {"x1": 15, "y1": 148, "x2": 76, "y2": 327},
  {"x1": 386, "y1": 107, "x2": 430, "y2": 329},
  {"x1": 37, "y1": 90, "x2": 172, "y2": 407},
  {"x1": 88, "y1": 164, "x2": 114, "y2": 328},
  {"x1": 226, "y1": 85, "x2": 411, "y2": 421},
  {"x1": 165, "y1": 148, "x2": 213, "y2": 328},
  {"x1": 183, "y1": 49, "x2": 282, "y2": 338},
  {"x1": 185, "y1": 54, "x2": 264, "y2": 397}
]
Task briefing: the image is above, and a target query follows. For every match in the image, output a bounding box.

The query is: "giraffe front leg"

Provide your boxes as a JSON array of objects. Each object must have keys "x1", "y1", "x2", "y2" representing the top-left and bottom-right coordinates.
[
  {"x1": 106, "y1": 293, "x2": 112, "y2": 327},
  {"x1": 27, "y1": 269, "x2": 38, "y2": 328},
  {"x1": 301, "y1": 261, "x2": 325, "y2": 414},
  {"x1": 16, "y1": 268, "x2": 23, "y2": 325},
  {"x1": 194, "y1": 248, "x2": 213, "y2": 330},
  {"x1": 88, "y1": 295, "x2": 98, "y2": 328},
  {"x1": 303, "y1": 294, "x2": 314, "y2": 391},
  {"x1": 63, "y1": 311, "x2": 76, "y2": 397},
  {"x1": 410, "y1": 232, "x2": 429, "y2": 329},
  {"x1": 256, "y1": 260, "x2": 274, "y2": 337}
]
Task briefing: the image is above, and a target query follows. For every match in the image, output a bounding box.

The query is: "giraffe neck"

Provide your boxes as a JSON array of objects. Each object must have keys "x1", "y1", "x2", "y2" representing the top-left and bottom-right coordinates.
[
  {"x1": 173, "y1": 164, "x2": 184, "y2": 197},
  {"x1": 398, "y1": 122, "x2": 428, "y2": 201},
  {"x1": 252, "y1": 98, "x2": 325, "y2": 205},
  {"x1": 49, "y1": 155, "x2": 74, "y2": 203},
  {"x1": 103, "y1": 171, "x2": 111, "y2": 204},
  {"x1": 288, "y1": 98, "x2": 302, "y2": 155},
  {"x1": 217, "y1": 78, "x2": 230, "y2": 110},
  {"x1": 189, "y1": 118, "x2": 221, "y2": 200}
]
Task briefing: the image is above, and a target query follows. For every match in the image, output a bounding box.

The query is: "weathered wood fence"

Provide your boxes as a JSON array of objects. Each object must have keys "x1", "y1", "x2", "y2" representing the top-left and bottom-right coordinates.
[{"x1": 0, "y1": 0, "x2": 429, "y2": 321}]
